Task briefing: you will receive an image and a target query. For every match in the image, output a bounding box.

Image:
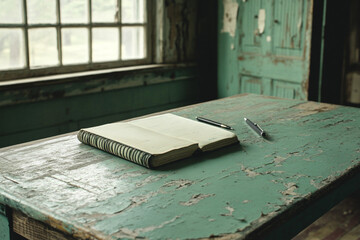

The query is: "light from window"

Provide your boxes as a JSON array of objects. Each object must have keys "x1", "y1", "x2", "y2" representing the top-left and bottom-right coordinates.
[{"x1": 0, "y1": 0, "x2": 147, "y2": 74}]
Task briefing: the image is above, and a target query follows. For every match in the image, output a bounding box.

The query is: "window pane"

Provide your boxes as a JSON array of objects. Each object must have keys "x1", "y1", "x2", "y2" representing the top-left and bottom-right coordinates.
[
  {"x1": 121, "y1": 0, "x2": 145, "y2": 23},
  {"x1": 92, "y1": 28, "x2": 119, "y2": 62},
  {"x1": 121, "y1": 27, "x2": 145, "y2": 60},
  {"x1": 62, "y1": 28, "x2": 89, "y2": 65},
  {"x1": 27, "y1": 0, "x2": 56, "y2": 24},
  {"x1": 0, "y1": 29, "x2": 25, "y2": 70},
  {"x1": 0, "y1": 0, "x2": 23, "y2": 24},
  {"x1": 29, "y1": 28, "x2": 58, "y2": 68},
  {"x1": 60, "y1": 0, "x2": 88, "y2": 24},
  {"x1": 92, "y1": 0, "x2": 117, "y2": 23}
]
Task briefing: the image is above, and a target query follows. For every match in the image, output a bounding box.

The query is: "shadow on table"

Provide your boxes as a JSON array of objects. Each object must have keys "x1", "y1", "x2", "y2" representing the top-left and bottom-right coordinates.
[{"x1": 155, "y1": 143, "x2": 244, "y2": 171}]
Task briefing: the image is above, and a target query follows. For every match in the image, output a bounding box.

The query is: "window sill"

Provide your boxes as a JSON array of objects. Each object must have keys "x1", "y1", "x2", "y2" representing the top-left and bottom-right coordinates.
[
  {"x1": 0, "y1": 63, "x2": 195, "y2": 88},
  {"x1": 0, "y1": 63, "x2": 197, "y2": 107}
]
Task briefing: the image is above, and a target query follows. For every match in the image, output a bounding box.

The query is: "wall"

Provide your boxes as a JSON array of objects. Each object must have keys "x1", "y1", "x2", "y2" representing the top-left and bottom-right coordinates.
[
  {"x1": 0, "y1": 0, "x2": 218, "y2": 148},
  {"x1": 0, "y1": 67, "x2": 200, "y2": 148}
]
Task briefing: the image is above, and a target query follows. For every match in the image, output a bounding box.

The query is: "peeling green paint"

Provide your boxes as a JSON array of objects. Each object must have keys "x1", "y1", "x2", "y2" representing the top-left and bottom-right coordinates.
[
  {"x1": 218, "y1": 0, "x2": 313, "y2": 100},
  {"x1": 0, "y1": 94, "x2": 359, "y2": 239}
]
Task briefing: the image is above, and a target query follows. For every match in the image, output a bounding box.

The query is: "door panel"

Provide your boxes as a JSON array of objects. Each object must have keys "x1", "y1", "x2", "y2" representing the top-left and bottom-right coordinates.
[
  {"x1": 273, "y1": 79, "x2": 303, "y2": 99},
  {"x1": 238, "y1": 0, "x2": 311, "y2": 100},
  {"x1": 238, "y1": 56, "x2": 305, "y2": 82},
  {"x1": 240, "y1": 75, "x2": 272, "y2": 96},
  {"x1": 218, "y1": 0, "x2": 313, "y2": 100},
  {"x1": 273, "y1": 0, "x2": 305, "y2": 56},
  {"x1": 240, "y1": 0, "x2": 262, "y2": 53}
]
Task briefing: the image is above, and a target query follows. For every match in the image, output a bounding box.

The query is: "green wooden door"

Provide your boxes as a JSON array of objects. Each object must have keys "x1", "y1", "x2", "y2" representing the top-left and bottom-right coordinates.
[{"x1": 218, "y1": 0, "x2": 313, "y2": 100}]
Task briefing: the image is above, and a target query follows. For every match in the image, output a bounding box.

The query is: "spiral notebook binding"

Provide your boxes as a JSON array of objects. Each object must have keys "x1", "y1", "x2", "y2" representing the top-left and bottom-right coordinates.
[{"x1": 77, "y1": 130, "x2": 152, "y2": 168}]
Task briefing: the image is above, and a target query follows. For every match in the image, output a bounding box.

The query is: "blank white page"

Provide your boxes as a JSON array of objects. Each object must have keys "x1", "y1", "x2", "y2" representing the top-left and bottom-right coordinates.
[{"x1": 129, "y1": 113, "x2": 237, "y2": 150}]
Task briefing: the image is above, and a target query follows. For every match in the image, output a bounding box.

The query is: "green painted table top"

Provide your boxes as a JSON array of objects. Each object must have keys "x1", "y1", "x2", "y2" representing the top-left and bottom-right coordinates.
[{"x1": 0, "y1": 94, "x2": 359, "y2": 239}]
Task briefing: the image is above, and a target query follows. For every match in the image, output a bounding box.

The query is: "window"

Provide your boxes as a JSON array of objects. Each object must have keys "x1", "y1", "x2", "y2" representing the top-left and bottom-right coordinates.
[{"x1": 0, "y1": 0, "x2": 150, "y2": 80}]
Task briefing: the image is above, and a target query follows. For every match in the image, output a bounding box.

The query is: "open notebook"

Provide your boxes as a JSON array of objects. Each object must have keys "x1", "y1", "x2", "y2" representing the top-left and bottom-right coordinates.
[{"x1": 77, "y1": 113, "x2": 238, "y2": 168}]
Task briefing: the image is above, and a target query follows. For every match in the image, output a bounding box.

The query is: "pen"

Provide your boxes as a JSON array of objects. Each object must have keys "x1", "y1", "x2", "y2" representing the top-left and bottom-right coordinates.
[
  {"x1": 244, "y1": 118, "x2": 266, "y2": 137},
  {"x1": 196, "y1": 117, "x2": 234, "y2": 130}
]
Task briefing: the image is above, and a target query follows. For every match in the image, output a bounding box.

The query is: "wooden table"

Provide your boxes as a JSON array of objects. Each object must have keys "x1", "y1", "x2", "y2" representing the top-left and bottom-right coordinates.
[{"x1": 0, "y1": 94, "x2": 359, "y2": 240}]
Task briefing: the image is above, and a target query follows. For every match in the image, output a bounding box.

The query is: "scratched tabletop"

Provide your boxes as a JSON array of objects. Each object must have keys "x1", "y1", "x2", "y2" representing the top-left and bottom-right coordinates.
[{"x1": 0, "y1": 94, "x2": 359, "y2": 239}]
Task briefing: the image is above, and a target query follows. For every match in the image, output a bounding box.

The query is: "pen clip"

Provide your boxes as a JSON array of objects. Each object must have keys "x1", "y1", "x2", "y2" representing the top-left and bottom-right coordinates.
[{"x1": 254, "y1": 123, "x2": 264, "y2": 132}]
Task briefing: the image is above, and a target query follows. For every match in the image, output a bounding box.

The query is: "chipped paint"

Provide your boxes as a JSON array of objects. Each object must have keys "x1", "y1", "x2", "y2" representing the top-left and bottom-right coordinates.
[
  {"x1": 281, "y1": 183, "x2": 299, "y2": 196},
  {"x1": 0, "y1": 94, "x2": 359, "y2": 239},
  {"x1": 257, "y1": 9, "x2": 266, "y2": 34},
  {"x1": 180, "y1": 194, "x2": 215, "y2": 206},
  {"x1": 292, "y1": 101, "x2": 337, "y2": 116},
  {"x1": 162, "y1": 179, "x2": 194, "y2": 189},
  {"x1": 218, "y1": 0, "x2": 313, "y2": 100},
  {"x1": 221, "y1": 204, "x2": 235, "y2": 216},
  {"x1": 240, "y1": 164, "x2": 261, "y2": 177},
  {"x1": 113, "y1": 216, "x2": 180, "y2": 239},
  {"x1": 221, "y1": 0, "x2": 239, "y2": 37},
  {"x1": 274, "y1": 156, "x2": 287, "y2": 165}
]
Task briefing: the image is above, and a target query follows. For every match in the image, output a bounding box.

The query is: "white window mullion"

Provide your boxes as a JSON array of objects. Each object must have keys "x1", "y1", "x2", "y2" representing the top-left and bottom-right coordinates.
[
  {"x1": 88, "y1": 0, "x2": 92, "y2": 63},
  {"x1": 0, "y1": 0, "x2": 151, "y2": 81},
  {"x1": 22, "y1": 0, "x2": 30, "y2": 69},
  {"x1": 56, "y1": 0, "x2": 62, "y2": 66},
  {"x1": 118, "y1": 0, "x2": 122, "y2": 60}
]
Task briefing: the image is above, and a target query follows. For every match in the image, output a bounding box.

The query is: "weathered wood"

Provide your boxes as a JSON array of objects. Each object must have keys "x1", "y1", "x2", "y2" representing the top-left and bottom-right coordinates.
[
  {"x1": 293, "y1": 190, "x2": 360, "y2": 239},
  {"x1": 162, "y1": 0, "x2": 198, "y2": 63},
  {"x1": 12, "y1": 210, "x2": 75, "y2": 240},
  {"x1": 0, "y1": 94, "x2": 359, "y2": 239},
  {"x1": 218, "y1": 0, "x2": 313, "y2": 100}
]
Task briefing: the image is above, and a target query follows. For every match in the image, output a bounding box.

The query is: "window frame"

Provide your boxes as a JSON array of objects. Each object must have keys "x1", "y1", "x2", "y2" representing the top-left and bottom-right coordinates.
[{"x1": 0, "y1": 0, "x2": 152, "y2": 82}]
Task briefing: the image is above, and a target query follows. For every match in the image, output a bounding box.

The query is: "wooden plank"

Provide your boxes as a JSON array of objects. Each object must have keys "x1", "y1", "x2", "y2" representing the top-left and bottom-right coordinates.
[
  {"x1": 12, "y1": 210, "x2": 75, "y2": 240},
  {"x1": 293, "y1": 190, "x2": 360, "y2": 240}
]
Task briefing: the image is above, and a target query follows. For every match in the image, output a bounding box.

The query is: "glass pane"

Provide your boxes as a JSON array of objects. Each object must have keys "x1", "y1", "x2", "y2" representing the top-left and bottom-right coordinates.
[
  {"x1": 27, "y1": 0, "x2": 56, "y2": 24},
  {"x1": 29, "y1": 28, "x2": 59, "y2": 68},
  {"x1": 92, "y1": 28, "x2": 119, "y2": 62},
  {"x1": 0, "y1": 0, "x2": 23, "y2": 24},
  {"x1": 62, "y1": 28, "x2": 89, "y2": 65},
  {"x1": 0, "y1": 29, "x2": 25, "y2": 70},
  {"x1": 121, "y1": 27, "x2": 145, "y2": 60},
  {"x1": 92, "y1": 0, "x2": 117, "y2": 23},
  {"x1": 121, "y1": 0, "x2": 145, "y2": 23},
  {"x1": 60, "y1": 0, "x2": 88, "y2": 24}
]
